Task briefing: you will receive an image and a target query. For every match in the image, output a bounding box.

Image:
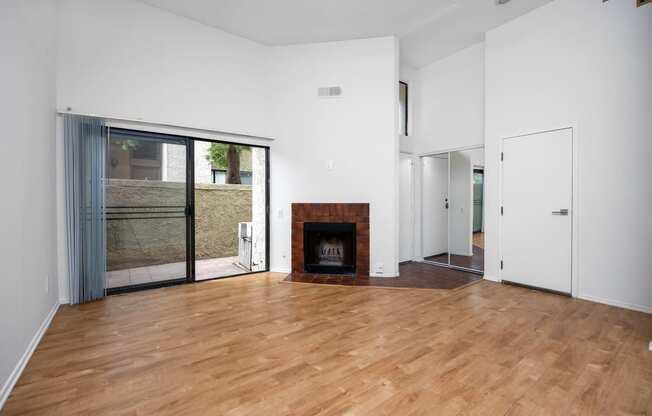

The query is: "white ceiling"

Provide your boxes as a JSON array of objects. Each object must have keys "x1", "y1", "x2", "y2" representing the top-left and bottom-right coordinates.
[{"x1": 140, "y1": 0, "x2": 552, "y2": 68}]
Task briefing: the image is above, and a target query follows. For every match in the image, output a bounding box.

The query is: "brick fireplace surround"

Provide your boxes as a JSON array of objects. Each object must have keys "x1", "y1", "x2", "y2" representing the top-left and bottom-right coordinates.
[{"x1": 291, "y1": 203, "x2": 369, "y2": 277}]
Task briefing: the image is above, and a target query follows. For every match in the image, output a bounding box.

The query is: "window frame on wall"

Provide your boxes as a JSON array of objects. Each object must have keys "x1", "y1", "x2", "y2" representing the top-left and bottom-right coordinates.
[
  {"x1": 399, "y1": 80, "x2": 409, "y2": 136},
  {"x1": 105, "y1": 127, "x2": 271, "y2": 295}
]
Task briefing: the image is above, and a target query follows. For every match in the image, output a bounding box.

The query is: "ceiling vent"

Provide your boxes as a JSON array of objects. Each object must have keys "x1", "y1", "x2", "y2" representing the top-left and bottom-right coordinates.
[
  {"x1": 497, "y1": 0, "x2": 511, "y2": 4},
  {"x1": 318, "y1": 86, "x2": 342, "y2": 98}
]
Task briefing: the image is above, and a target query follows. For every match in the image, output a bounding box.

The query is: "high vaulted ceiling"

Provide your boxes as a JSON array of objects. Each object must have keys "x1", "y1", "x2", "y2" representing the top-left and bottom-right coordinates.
[{"x1": 140, "y1": 0, "x2": 552, "y2": 68}]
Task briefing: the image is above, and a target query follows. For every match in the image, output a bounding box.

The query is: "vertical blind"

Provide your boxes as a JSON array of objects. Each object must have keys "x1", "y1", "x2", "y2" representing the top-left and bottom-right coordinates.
[{"x1": 64, "y1": 115, "x2": 106, "y2": 304}]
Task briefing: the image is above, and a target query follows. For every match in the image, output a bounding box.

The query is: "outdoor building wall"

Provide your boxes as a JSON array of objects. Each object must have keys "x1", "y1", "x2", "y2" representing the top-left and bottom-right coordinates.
[
  {"x1": 106, "y1": 179, "x2": 252, "y2": 270},
  {"x1": 251, "y1": 147, "x2": 267, "y2": 271}
]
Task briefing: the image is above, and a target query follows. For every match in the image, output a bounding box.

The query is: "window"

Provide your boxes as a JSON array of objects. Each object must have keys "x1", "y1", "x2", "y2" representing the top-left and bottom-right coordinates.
[
  {"x1": 211, "y1": 169, "x2": 253, "y2": 185},
  {"x1": 399, "y1": 81, "x2": 408, "y2": 136}
]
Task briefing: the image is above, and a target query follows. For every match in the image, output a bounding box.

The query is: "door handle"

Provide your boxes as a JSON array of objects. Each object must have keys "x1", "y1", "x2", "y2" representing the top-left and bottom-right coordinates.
[{"x1": 552, "y1": 209, "x2": 569, "y2": 216}]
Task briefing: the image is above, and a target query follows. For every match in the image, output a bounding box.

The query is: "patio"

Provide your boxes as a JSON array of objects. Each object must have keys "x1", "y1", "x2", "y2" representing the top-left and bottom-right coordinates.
[{"x1": 106, "y1": 256, "x2": 248, "y2": 288}]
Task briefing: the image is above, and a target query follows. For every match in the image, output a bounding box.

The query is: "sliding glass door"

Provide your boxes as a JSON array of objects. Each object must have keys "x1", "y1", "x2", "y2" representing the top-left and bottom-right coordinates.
[
  {"x1": 105, "y1": 129, "x2": 190, "y2": 292},
  {"x1": 192, "y1": 140, "x2": 268, "y2": 280},
  {"x1": 104, "y1": 128, "x2": 269, "y2": 293}
]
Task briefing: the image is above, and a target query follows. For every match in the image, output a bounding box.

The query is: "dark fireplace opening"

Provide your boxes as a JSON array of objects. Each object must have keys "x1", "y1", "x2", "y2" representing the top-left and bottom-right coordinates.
[{"x1": 304, "y1": 222, "x2": 356, "y2": 274}]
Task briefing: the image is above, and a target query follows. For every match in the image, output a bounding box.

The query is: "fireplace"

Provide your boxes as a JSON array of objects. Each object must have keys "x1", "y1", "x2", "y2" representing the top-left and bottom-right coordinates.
[
  {"x1": 304, "y1": 222, "x2": 356, "y2": 274},
  {"x1": 292, "y1": 203, "x2": 369, "y2": 277}
]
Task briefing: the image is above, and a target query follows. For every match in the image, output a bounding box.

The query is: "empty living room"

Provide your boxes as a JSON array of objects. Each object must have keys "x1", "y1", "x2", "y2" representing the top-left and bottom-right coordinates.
[{"x1": 2, "y1": 0, "x2": 651, "y2": 415}]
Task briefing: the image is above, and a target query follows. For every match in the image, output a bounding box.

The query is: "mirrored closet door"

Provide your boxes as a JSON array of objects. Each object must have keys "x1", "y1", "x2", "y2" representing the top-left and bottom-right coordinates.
[{"x1": 421, "y1": 148, "x2": 484, "y2": 273}]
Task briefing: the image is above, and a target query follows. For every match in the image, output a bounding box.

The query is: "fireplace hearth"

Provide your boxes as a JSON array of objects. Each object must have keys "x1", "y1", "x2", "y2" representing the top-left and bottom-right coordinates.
[
  {"x1": 304, "y1": 222, "x2": 356, "y2": 274},
  {"x1": 292, "y1": 203, "x2": 369, "y2": 277}
]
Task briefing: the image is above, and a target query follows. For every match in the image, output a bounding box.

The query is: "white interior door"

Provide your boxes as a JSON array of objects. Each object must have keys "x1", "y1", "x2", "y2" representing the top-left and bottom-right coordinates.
[
  {"x1": 501, "y1": 128, "x2": 572, "y2": 293},
  {"x1": 422, "y1": 155, "x2": 449, "y2": 258},
  {"x1": 399, "y1": 155, "x2": 413, "y2": 262}
]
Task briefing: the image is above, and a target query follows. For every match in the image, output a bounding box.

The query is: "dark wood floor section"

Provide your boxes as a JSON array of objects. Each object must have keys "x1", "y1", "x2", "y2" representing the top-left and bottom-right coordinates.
[
  {"x1": 3, "y1": 273, "x2": 651, "y2": 415},
  {"x1": 425, "y1": 245, "x2": 484, "y2": 270},
  {"x1": 284, "y1": 261, "x2": 481, "y2": 289}
]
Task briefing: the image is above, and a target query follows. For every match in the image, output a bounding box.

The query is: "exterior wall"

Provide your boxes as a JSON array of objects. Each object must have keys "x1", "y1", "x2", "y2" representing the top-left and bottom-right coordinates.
[
  {"x1": 251, "y1": 147, "x2": 267, "y2": 271},
  {"x1": 194, "y1": 183, "x2": 252, "y2": 260},
  {"x1": 106, "y1": 179, "x2": 252, "y2": 270},
  {"x1": 194, "y1": 141, "x2": 213, "y2": 184},
  {"x1": 163, "y1": 143, "x2": 186, "y2": 182}
]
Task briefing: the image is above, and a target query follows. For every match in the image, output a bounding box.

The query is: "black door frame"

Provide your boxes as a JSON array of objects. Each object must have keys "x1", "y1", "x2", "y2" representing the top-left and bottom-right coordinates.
[{"x1": 106, "y1": 127, "x2": 270, "y2": 295}]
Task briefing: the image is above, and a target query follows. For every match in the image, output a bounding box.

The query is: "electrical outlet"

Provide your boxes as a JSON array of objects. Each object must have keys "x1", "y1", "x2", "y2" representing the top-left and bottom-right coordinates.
[{"x1": 375, "y1": 263, "x2": 384, "y2": 274}]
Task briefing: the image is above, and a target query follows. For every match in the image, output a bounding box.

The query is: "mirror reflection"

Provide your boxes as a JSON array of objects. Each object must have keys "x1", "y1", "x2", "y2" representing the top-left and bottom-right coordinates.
[{"x1": 421, "y1": 148, "x2": 484, "y2": 272}]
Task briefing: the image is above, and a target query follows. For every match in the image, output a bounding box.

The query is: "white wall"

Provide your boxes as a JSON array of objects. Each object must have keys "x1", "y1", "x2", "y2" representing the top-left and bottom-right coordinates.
[
  {"x1": 407, "y1": 45, "x2": 485, "y2": 263},
  {"x1": 0, "y1": 0, "x2": 59, "y2": 406},
  {"x1": 268, "y1": 37, "x2": 400, "y2": 276},
  {"x1": 57, "y1": 1, "x2": 401, "y2": 278},
  {"x1": 398, "y1": 155, "x2": 414, "y2": 262},
  {"x1": 485, "y1": 0, "x2": 652, "y2": 312},
  {"x1": 449, "y1": 151, "x2": 473, "y2": 256},
  {"x1": 57, "y1": 0, "x2": 271, "y2": 138},
  {"x1": 414, "y1": 43, "x2": 485, "y2": 154}
]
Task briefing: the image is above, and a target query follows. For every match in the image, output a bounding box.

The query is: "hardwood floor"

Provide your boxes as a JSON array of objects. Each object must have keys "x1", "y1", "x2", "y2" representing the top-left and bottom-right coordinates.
[
  {"x1": 473, "y1": 232, "x2": 484, "y2": 249},
  {"x1": 3, "y1": 273, "x2": 651, "y2": 415},
  {"x1": 285, "y1": 261, "x2": 481, "y2": 290}
]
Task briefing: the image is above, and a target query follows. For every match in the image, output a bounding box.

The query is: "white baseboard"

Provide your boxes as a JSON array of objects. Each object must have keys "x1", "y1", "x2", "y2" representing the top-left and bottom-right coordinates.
[
  {"x1": 270, "y1": 267, "x2": 291, "y2": 274},
  {"x1": 0, "y1": 302, "x2": 59, "y2": 411},
  {"x1": 579, "y1": 294, "x2": 652, "y2": 314},
  {"x1": 483, "y1": 274, "x2": 501, "y2": 283},
  {"x1": 59, "y1": 297, "x2": 70, "y2": 305}
]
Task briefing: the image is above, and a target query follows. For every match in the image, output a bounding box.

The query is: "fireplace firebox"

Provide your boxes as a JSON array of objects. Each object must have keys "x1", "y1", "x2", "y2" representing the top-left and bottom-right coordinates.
[{"x1": 303, "y1": 222, "x2": 356, "y2": 274}]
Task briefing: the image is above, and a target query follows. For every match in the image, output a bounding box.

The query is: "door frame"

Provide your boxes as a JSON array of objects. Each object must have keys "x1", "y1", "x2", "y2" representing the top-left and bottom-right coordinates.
[
  {"x1": 105, "y1": 127, "x2": 271, "y2": 294},
  {"x1": 498, "y1": 125, "x2": 580, "y2": 298}
]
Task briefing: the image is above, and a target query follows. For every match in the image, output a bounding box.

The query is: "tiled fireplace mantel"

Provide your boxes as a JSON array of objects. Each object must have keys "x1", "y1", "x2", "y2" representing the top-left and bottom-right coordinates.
[{"x1": 291, "y1": 203, "x2": 369, "y2": 277}]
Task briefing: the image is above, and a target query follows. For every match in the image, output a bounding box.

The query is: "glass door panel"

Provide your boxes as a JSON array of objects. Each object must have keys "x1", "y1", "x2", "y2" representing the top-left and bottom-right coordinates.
[
  {"x1": 449, "y1": 149, "x2": 484, "y2": 272},
  {"x1": 421, "y1": 153, "x2": 450, "y2": 265},
  {"x1": 193, "y1": 140, "x2": 267, "y2": 280},
  {"x1": 105, "y1": 129, "x2": 188, "y2": 291}
]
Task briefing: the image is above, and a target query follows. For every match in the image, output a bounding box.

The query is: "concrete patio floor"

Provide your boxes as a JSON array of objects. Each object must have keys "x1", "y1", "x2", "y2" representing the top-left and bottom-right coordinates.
[{"x1": 106, "y1": 256, "x2": 247, "y2": 288}]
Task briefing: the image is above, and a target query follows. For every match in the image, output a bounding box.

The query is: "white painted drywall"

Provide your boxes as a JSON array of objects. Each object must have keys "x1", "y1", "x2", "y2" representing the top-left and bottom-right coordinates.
[
  {"x1": 268, "y1": 37, "x2": 400, "y2": 276},
  {"x1": 421, "y1": 155, "x2": 449, "y2": 258},
  {"x1": 57, "y1": 0, "x2": 271, "y2": 139},
  {"x1": 399, "y1": 155, "x2": 414, "y2": 263},
  {"x1": 0, "y1": 0, "x2": 59, "y2": 406},
  {"x1": 449, "y1": 151, "x2": 473, "y2": 257},
  {"x1": 414, "y1": 43, "x2": 485, "y2": 154},
  {"x1": 485, "y1": 0, "x2": 652, "y2": 311},
  {"x1": 56, "y1": 1, "x2": 401, "y2": 278}
]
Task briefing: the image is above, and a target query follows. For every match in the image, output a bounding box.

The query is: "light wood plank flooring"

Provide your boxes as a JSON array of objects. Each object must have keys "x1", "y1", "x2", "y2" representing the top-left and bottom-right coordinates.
[{"x1": 2, "y1": 273, "x2": 651, "y2": 415}]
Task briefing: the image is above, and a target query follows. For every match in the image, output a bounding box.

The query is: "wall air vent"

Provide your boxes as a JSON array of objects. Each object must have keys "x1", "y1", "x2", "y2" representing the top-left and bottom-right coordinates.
[{"x1": 318, "y1": 86, "x2": 342, "y2": 98}]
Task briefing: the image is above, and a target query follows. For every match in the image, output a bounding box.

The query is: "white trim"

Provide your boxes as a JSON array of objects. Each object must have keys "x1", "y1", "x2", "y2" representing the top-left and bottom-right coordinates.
[
  {"x1": 56, "y1": 109, "x2": 274, "y2": 143},
  {"x1": 399, "y1": 153, "x2": 415, "y2": 263},
  {"x1": 59, "y1": 297, "x2": 70, "y2": 305},
  {"x1": 417, "y1": 144, "x2": 484, "y2": 158},
  {"x1": 0, "y1": 302, "x2": 59, "y2": 411},
  {"x1": 498, "y1": 124, "x2": 580, "y2": 297},
  {"x1": 579, "y1": 294, "x2": 652, "y2": 314},
  {"x1": 271, "y1": 267, "x2": 291, "y2": 274}
]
